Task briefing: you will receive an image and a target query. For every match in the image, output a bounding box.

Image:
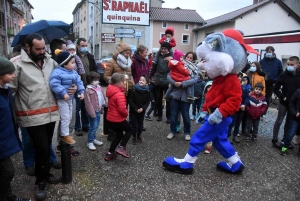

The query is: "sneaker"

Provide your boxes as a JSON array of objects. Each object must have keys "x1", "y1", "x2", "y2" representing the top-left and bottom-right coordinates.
[
  {"x1": 281, "y1": 147, "x2": 288, "y2": 156},
  {"x1": 60, "y1": 136, "x2": 75, "y2": 145},
  {"x1": 93, "y1": 139, "x2": 103, "y2": 146},
  {"x1": 70, "y1": 148, "x2": 80, "y2": 156},
  {"x1": 25, "y1": 166, "x2": 35, "y2": 176},
  {"x1": 137, "y1": 136, "x2": 143, "y2": 143},
  {"x1": 190, "y1": 115, "x2": 195, "y2": 120},
  {"x1": 142, "y1": 127, "x2": 146, "y2": 131},
  {"x1": 104, "y1": 152, "x2": 118, "y2": 161},
  {"x1": 144, "y1": 115, "x2": 152, "y2": 121},
  {"x1": 204, "y1": 146, "x2": 211, "y2": 154},
  {"x1": 35, "y1": 182, "x2": 47, "y2": 201},
  {"x1": 233, "y1": 136, "x2": 241, "y2": 143},
  {"x1": 261, "y1": 115, "x2": 268, "y2": 122},
  {"x1": 237, "y1": 134, "x2": 240, "y2": 137},
  {"x1": 245, "y1": 136, "x2": 250, "y2": 142},
  {"x1": 87, "y1": 143, "x2": 96, "y2": 151},
  {"x1": 167, "y1": 133, "x2": 174, "y2": 140},
  {"x1": 47, "y1": 174, "x2": 61, "y2": 184},
  {"x1": 292, "y1": 135, "x2": 300, "y2": 145},
  {"x1": 8, "y1": 195, "x2": 31, "y2": 201},
  {"x1": 132, "y1": 137, "x2": 137, "y2": 145},
  {"x1": 50, "y1": 161, "x2": 61, "y2": 170},
  {"x1": 75, "y1": 130, "x2": 83, "y2": 136},
  {"x1": 116, "y1": 146, "x2": 130, "y2": 158},
  {"x1": 101, "y1": 132, "x2": 108, "y2": 137},
  {"x1": 185, "y1": 135, "x2": 191, "y2": 141}
]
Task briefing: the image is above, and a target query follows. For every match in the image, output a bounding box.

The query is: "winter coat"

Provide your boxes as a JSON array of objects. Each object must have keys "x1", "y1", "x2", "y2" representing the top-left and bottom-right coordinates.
[
  {"x1": 246, "y1": 91, "x2": 267, "y2": 120},
  {"x1": 241, "y1": 75, "x2": 252, "y2": 105},
  {"x1": 149, "y1": 82, "x2": 156, "y2": 101},
  {"x1": 159, "y1": 27, "x2": 176, "y2": 47},
  {"x1": 131, "y1": 52, "x2": 150, "y2": 84},
  {"x1": 289, "y1": 89, "x2": 300, "y2": 121},
  {"x1": 0, "y1": 87, "x2": 22, "y2": 160},
  {"x1": 84, "y1": 85, "x2": 107, "y2": 118},
  {"x1": 168, "y1": 60, "x2": 190, "y2": 82},
  {"x1": 246, "y1": 71, "x2": 266, "y2": 95},
  {"x1": 106, "y1": 84, "x2": 128, "y2": 122},
  {"x1": 149, "y1": 52, "x2": 172, "y2": 87},
  {"x1": 76, "y1": 51, "x2": 97, "y2": 72},
  {"x1": 9, "y1": 49, "x2": 60, "y2": 127},
  {"x1": 128, "y1": 85, "x2": 150, "y2": 114},
  {"x1": 194, "y1": 79, "x2": 206, "y2": 98},
  {"x1": 259, "y1": 54, "x2": 283, "y2": 85},
  {"x1": 167, "y1": 73, "x2": 197, "y2": 103},
  {"x1": 273, "y1": 69, "x2": 300, "y2": 106},
  {"x1": 202, "y1": 74, "x2": 241, "y2": 117},
  {"x1": 74, "y1": 54, "x2": 85, "y2": 75},
  {"x1": 50, "y1": 66, "x2": 85, "y2": 99}
]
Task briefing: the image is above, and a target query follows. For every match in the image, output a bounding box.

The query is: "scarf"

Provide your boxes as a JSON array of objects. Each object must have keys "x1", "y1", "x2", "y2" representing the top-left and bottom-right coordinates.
[
  {"x1": 117, "y1": 54, "x2": 132, "y2": 70},
  {"x1": 133, "y1": 83, "x2": 149, "y2": 93},
  {"x1": 184, "y1": 60, "x2": 198, "y2": 76}
]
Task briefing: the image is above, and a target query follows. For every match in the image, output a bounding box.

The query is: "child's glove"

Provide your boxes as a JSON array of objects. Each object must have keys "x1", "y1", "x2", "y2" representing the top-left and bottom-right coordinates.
[
  {"x1": 196, "y1": 111, "x2": 208, "y2": 124},
  {"x1": 208, "y1": 108, "x2": 223, "y2": 125},
  {"x1": 164, "y1": 38, "x2": 171, "y2": 43}
]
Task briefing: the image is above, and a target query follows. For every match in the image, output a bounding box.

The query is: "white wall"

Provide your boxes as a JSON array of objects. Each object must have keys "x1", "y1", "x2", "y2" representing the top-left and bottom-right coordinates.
[{"x1": 235, "y1": 1, "x2": 300, "y2": 35}]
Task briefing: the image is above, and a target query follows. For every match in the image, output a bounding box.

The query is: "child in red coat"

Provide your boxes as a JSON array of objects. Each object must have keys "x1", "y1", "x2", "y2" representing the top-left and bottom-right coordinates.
[
  {"x1": 245, "y1": 82, "x2": 267, "y2": 141},
  {"x1": 104, "y1": 73, "x2": 133, "y2": 161},
  {"x1": 153, "y1": 27, "x2": 176, "y2": 63},
  {"x1": 165, "y1": 50, "x2": 194, "y2": 99}
]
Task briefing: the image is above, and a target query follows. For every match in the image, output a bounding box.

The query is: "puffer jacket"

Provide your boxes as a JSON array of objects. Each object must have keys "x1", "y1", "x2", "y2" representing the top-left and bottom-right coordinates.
[
  {"x1": 159, "y1": 27, "x2": 176, "y2": 47},
  {"x1": 246, "y1": 91, "x2": 267, "y2": 120},
  {"x1": 0, "y1": 87, "x2": 22, "y2": 160},
  {"x1": 260, "y1": 54, "x2": 283, "y2": 85},
  {"x1": 131, "y1": 52, "x2": 150, "y2": 84},
  {"x1": 9, "y1": 49, "x2": 60, "y2": 127},
  {"x1": 246, "y1": 71, "x2": 266, "y2": 95},
  {"x1": 168, "y1": 60, "x2": 190, "y2": 82},
  {"x1": 289, "y1": 89, "x2": 300, "y2": 121},
  {"x1": 84, "y1": 85, "x2": 107, "y2": 118},
  {"x1": 106, "y1": 84, "x2": 128, "y2": 122},
  {"x1": 50, "y1": 66, "x2": 85, "y2": 99},
  {"x1": 149, "y1": 52, "x2": 172, "y2": 87}
]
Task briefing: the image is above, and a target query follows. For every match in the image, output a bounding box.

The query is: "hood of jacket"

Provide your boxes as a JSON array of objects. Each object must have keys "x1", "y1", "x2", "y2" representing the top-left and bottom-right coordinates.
[
  {"x1": 113, "y1": 43, "x2": 131, "y2": 59},
  {"x1": 106, "y1": 84, "x2": 123, "y2": 99},
  {"x1": 203, "y1": 80, "x2": 213, "y2": 96},
  {"x1": 242, "y1": 75, "x2": 250, "y2": 85},
  {"x1": 165, "y1": 27, "x2": 174, "y2": 36}
]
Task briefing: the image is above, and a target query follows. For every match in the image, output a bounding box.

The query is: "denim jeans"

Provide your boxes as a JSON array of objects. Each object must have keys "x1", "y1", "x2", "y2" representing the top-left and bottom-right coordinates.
[
  {"x1": 75, "y1": 96, "x2": 89, "y2": 131},
  {"x1": 283, "y1": 120, "x2": 299, "y2": 148},
  {"x1": 21, "y1": 127, "x2": 57, "y2": 168},
  {"x1": 170, "y1": 99, "x2": 191, "y2": 135},
  {"x1": 246, "y1": 118, "x2": 260, "y2": 138},
  {"x1": 0, "y1": 157, "x2": 14, "y2": 200},
  {"x1": 86, "y1": 111, "x2": 101, "y2": 143},
  {"x1": 146, "y1": 101, "x2": 156, "y2": 116},
  {"x1": 192, "y1": 98, "x2": 202, "y2": 116}
]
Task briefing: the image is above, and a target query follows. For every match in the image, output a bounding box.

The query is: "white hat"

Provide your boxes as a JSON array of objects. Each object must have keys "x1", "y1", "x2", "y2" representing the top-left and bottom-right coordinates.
[{"x1": 66, "y1": 43, "x2": 76, "y2": 50}]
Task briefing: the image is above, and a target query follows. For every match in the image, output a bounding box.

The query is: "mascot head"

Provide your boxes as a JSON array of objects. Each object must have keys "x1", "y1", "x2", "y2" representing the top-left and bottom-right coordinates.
[{"x1": 196, "y1": 28, "x2": 259, "y2": 79}]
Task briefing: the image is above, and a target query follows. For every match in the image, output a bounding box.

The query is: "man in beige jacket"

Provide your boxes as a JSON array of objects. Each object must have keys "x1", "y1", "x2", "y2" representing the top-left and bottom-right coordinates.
[{"x1": 9, "y1": 33, "x2": 61, "y2": 199}]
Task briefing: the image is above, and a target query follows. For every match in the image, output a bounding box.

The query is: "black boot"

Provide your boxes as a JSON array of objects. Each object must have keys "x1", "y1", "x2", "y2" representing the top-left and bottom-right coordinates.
[{"x1": 35, "y1": 182, "x2": 47, "y2": 201}]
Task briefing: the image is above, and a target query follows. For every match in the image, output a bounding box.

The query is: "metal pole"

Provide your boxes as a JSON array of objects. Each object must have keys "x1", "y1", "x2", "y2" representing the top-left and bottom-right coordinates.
[
  {"x1": 60, "y1": 141, "x2": 72, "y2": 184},
  {"x1": 98, "y1": 2, "x2": 102, "y2": 60},
  {"x1": 4, "y1": 0, "x2": 9, "y2": 56}
]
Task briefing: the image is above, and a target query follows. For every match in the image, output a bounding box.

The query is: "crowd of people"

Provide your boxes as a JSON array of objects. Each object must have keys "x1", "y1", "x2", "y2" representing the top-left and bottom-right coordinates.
[{"x1": 0, "y1": 27, "x2": 300, "y2": 200}]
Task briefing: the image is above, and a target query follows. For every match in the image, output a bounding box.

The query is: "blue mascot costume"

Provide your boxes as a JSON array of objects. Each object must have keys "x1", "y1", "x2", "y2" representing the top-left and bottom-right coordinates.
[{"x1": 162, "y1": 28, "x2": 260, "y2": 175}]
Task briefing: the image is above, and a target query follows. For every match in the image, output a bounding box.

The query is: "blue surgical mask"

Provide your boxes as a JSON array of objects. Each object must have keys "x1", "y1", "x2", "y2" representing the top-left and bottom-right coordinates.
[
  {"x1": 80, "y1": 47, "x2": 87, "y2": 53},
  {"x1": 249, "y1": 66, "x2": 257, "y2": 72},
  {"x1": 287, "y1": 66, "x2": 295, "y2": 72},
  {"x1": 265, "y1": 53, "x2": 272, "y2": 58}
]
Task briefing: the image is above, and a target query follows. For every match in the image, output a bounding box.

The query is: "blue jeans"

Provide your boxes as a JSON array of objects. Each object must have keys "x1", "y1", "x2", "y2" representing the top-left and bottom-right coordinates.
[
  {"x1": 170, "y1": 99, "x2": 191, "y2": 135},
  {"x1": 283, "y1": 120, "x2": 299, "y2": 148},
  {"x1": 21, "y1": 127, "x2": 57, "y2": 168},
  {"x1": 75, "y1": 96, "x2": 89, "y2": 130},
  {"x1": 86, "y1": 111, "x2": 101, "y2": 143}
]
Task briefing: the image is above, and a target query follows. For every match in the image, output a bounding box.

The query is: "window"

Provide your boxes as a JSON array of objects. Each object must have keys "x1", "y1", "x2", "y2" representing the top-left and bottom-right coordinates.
[
  {"x1": 91, "y1": 26, "x2": 93, "y2": 37},
  {"x1": 162, "y1": 21, "x2": 167, "y2": 28},
  {"x1": 96, "y1": 22, "x2": 98, "y2": 36},
  {"x1": 182, "y1": 34, "x2": 190, "y2": 45},
  {"x1": 84, "y1": 28, "x2": 86, "y2": 38},
  {"x1": 90, "y1": 7, "x2": 93, "y2": 18},
  {"x1": 84, "y1": 11, "x2": 86, "y2": 21},
  {"x1": 160, "y1": 32, "x2": 165, "y2": 38},
  {"x1": 184, "y1": 23, "x2": 189, "y2": 30}
]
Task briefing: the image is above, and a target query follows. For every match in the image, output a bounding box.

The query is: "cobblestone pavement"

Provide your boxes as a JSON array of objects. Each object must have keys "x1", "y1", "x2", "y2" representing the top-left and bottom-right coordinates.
[{"x1": 10, "y1": 100, "x2": 300, "y2": 201}]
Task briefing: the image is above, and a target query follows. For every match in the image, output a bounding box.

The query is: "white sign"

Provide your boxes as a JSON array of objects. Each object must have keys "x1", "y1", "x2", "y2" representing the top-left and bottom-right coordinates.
[
  {"x1": 135, "y1": 30, "x2": 142, "y2": 38},
  {"x1": 115, "y1": 28, "x2": 135, "y2": 34},
  {"x1": 102, "y1": 0, "x2": 150, "y2": 26},
  {"x1": 115, "y1": 34, "x2": 135, "y2": 38}
]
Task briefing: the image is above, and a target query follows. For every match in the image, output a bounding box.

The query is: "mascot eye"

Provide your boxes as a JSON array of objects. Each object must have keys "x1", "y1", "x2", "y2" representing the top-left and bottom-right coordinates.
[
  {"x1": 197, "y1": 42, "x2": 203, "y2": 47},
  {"x1": 209, "y1": 40, "x2": 218, "y2": 51}
]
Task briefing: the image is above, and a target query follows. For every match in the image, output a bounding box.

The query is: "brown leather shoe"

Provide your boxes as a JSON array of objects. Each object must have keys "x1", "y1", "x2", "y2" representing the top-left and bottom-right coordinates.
[{"x1": 60, "y1": 135, "x2": 76, "y2": 145}]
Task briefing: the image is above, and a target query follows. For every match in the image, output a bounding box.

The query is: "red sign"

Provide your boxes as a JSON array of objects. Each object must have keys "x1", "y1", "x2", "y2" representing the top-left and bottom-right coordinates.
[
  {"x1": 244, "y1": 34, "x2": 300, "y2": 44},
  {"x1": 101, "y1": 33, "x2": 116, "y2": 43}
]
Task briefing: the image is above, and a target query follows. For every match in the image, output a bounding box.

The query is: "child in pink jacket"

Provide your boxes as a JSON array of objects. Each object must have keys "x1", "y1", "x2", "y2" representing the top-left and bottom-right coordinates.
[{"x1": 84, "y1": 72, "x2": 107, "y2": 151}]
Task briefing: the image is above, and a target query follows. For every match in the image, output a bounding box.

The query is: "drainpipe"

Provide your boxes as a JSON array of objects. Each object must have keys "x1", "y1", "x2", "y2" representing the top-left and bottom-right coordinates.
[{"x1": 4, "y1": 0, "x2": 9, "y2": 56}]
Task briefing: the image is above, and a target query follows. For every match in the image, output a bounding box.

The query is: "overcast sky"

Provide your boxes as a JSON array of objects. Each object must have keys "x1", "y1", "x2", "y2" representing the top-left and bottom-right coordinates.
[{"x1": 30, "y1": 0, "x2": 253, "y2": 23}]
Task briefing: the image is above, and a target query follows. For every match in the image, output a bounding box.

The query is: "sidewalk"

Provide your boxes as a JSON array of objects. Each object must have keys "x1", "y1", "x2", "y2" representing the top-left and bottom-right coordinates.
[{"x1": 11, "y1": 105, "x2": 300, "y2": 201}]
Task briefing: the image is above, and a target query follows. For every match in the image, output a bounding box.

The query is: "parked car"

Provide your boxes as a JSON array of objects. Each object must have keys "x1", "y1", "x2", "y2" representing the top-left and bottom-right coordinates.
[{"x1": 96, "y1": 57, "x2": 112, "y2": 83}]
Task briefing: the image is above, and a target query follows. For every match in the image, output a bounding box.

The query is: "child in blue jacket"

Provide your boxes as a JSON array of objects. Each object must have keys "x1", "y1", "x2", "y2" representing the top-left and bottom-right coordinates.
[
  {"x1": 0, "y1": 57, "x2": 30, "y2": 201},
  {"x1": 50, "y1": 50, "x2": 85, "y2": 145}
]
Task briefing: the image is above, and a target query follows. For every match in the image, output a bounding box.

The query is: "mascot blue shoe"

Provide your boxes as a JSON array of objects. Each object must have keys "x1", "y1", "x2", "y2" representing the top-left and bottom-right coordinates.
[
  {"x1": 217, "y1": 160, "x2": 245, "y2": 174},
  {"x1": 162, "y1": 155, "x2": 196, "y2": 175}
]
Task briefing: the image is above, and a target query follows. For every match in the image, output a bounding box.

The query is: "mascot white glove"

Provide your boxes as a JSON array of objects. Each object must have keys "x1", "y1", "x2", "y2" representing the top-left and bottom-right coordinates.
[
  {"x1": 196, "y1": 111, "x2": 208, "y2": 124},
  {"x1": 208, "y1": 108, "x2": 223, "y2": 125}
]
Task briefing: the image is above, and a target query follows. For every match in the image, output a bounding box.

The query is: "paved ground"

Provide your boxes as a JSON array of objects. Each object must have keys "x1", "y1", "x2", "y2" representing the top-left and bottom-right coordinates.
[{"x1": 11, "y1": 100, "x2": 300, "y2": 201}]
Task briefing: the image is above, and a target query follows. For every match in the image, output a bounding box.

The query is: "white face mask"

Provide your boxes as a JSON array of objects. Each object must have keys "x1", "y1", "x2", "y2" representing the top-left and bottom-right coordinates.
[
  {"x1": 287, "y1": 66, "x2": 295, "y2": 72},
  {"x1": 92, "y1": 81, "x2": 99, "y2": 86},
  {"x1": 249, "y1": 66, "x2": 257, "y2": 72}
]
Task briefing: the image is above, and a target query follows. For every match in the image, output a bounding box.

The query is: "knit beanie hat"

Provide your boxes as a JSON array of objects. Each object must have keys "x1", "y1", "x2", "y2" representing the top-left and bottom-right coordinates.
[
  {"x1": 55, "y1": 49, "x2": 73, "y2": 66},
  {"x1": 114, "y1": 42, "x2": 131, "y2": 55},
  {"x1": 165, "y1": 29, "x2": 173, "y2": 36},
  {"x1": 66, "y1": 40, "x2": 76, "y2": 50},
  {"x1": 160, "y1": 42, "x2": 170, "y2": 50},
  {"x1": 173, "y1": 50, "x2": 184, "y2": 61},
  {"x1": 0, "y1": 56, "x2": 15, "y2": 76}
]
